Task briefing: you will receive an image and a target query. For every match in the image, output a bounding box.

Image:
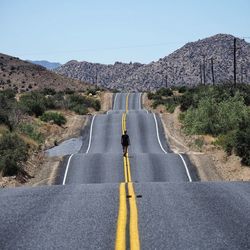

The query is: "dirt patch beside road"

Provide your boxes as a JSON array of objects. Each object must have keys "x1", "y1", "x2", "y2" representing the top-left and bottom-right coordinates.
[{"x1": 142, "y1": 93, "x2": 250, "y2": 181}]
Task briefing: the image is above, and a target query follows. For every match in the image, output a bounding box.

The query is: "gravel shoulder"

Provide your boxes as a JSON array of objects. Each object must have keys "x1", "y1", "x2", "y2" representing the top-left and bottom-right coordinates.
[{"x1": 142, "y1": 93, "x2": 250, "y2": 181}]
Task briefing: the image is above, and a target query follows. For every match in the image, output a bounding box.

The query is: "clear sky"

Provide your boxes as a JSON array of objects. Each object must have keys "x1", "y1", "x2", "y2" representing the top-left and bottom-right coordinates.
[{"x1": 1, "y1": 0, "x2": 250, "y2": 64}]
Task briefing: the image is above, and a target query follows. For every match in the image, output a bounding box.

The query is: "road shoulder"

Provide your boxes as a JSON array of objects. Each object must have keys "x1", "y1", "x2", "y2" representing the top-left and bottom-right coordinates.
[{"x1": 142, "y1": 93, "x2": 250, "y2": 181}]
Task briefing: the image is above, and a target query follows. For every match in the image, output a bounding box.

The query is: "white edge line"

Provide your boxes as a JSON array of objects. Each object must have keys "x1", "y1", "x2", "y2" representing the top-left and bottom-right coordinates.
[
  {"x1": 113, "y1": 93, "x2": 118, "y2": 110},
  {"x1": 153, "y1": 113, "x2": 168, "y2": 154},
  {"x1": 139, "y1": 92, "x2": 142, "y2": 110},
  {"x1": 106, "y1": 93, "x2": 118, "y2": 114},
  {"x1": 62, "y1": 154, "x2": 74, "y2": 185},
  {"x1": 62, "y1": 114, "x2": 96, "y2": 185},
  {"x1": 153, "y1": 113, "x2": 192, "y2": 182},
  {"x1": 86, "y1": 115, "x2": 96, "y2": 154},
  {"x1": 178, "y1": 153, "x2": 192, "y2": 182}
]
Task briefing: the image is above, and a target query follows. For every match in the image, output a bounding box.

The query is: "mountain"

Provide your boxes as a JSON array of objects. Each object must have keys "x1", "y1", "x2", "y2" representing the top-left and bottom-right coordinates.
[
  {"x1": 54, "y1": 34, "x2": 250, "y2": 91},
  {"x1": 0, "y1": 53, "x2": 90, "y2": 93},
  {"x1": 28, "y1": 60, "x2": 61, "y2": 70},
  {"x1": 55, "y1": 60, "x2": 144, "y2": 90}
]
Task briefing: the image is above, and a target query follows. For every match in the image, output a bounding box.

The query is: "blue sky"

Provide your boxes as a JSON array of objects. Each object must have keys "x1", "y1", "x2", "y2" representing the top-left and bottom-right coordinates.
[{"x1": 1, "y1": 0, "x2": 250, "y2": 64}]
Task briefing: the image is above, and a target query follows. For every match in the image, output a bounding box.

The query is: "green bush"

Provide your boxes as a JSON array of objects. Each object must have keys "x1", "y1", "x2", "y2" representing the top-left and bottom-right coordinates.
[
  {"x1": 156, "y1": 88, "x2": 173, "y2": 97},
  {"x1": 148, "y1": 88, "x2": 173, "y2": 101},
  {"x1": 215, "y1": 131, "x2": 237, "y2": 155},
  {"x1": 41, "y1": 88, "x2": 56, "y2": 96},
  {"x1": 183, "y1": 95, "x2": 248, "y2": 136},
  {"x1": 147, "y1": 92, "x2": 154, "y2": 100},
  {"x1": 86, "y1": 87, "x2": 101, "y2": 96},
  {"x1": 0, "y1": 89, "x2": 17, "y2": 130},
  {"x1": 178, "y1": 86, "x2": 187, "y2": 93},
  {"x1": 19, "y1": 92, "x2": 47, "y2": 116},
  {"x1": 164, "y1": 97, "x2": 179, "y2": 113},
  {"x1": 40, "y1": 112, "x2": 66, "y2": 126},
  {"x1": 18, "y1": 123, "x2": 44, "y2": 143},
  {"x1": 67, "y1": 94, "x2": 101, "y2": 113},
  {"x1": 235, "y1": 115, "x2": 250, "y2": 165},
  {"x1": 71, "y1": 105, "x2": 88, "y2": 115},
  {"x1": 0, "y1": 133, "x2": 28, "y2": 176},
  {"x1": 179, "y1": 84, "x2": 250, "y2": 112},
  {"x1": 194, "y1": 138, "x2": 204, "y2": 150}
]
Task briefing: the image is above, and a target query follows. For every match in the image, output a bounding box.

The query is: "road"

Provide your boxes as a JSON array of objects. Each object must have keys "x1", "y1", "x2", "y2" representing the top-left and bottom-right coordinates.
[{"x1": 0, "y1": 93, "x2": 250, "y2": 249}]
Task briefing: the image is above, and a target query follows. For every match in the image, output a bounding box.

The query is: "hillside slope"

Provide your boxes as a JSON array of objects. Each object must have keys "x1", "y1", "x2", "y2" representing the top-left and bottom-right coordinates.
[
  {"x1": 0, "y1": 53, "x2": 90, "y2": 92},
  {"x1": 54, "y1": 34, "x2": 250, "y2": 91}
]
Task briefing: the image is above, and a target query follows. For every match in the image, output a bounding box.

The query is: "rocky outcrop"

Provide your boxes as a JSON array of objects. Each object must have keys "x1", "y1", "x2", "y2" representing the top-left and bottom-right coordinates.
[{"x1": 54, "y1": 34, "x2": 250, "y2": 90}]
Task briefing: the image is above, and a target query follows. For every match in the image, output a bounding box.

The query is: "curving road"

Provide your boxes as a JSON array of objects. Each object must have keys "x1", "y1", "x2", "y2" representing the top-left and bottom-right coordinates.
[{"x1": 0, "y1": 93, "x2": 250, "y2": 249}]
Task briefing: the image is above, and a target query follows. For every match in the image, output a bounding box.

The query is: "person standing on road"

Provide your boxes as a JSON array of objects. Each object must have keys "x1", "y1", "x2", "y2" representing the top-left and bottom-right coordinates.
[{"x1": 121, "y1": 130, "x2": 130, "y2": 157}]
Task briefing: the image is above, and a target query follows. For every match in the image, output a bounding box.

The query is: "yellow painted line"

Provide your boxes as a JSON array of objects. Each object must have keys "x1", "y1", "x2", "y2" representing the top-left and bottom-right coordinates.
[
  {"x1": 116, "y1": 93, "x2": 140, "y2": 249},
  {"x1": 126, "y1": 94, "x2": 129, "y2": 113},
  {"x1": 128, "y1": 182, "x2": 140, "y2": 250},
  {"x1": 123, "y1": 156, "x2": 128, "y2": 183},
  {"x1": 115, "y1": 183, "x2": 127, "y2": 250},
  {"x1": 126, "y1": 153, "x2": 132, "y2": 182}
]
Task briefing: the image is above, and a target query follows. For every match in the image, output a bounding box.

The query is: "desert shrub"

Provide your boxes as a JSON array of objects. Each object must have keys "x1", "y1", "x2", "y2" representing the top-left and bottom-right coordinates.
[
  {"x1": 19, "y1": 92, "x2": 47, "y2": 116},
  {"x1": 0, "y1": 89, "x2": 17, "y2": 130},
  {"x1": 235, "y1": 115, "x2": 250, "y2": 165},
  {"x1": 151, "y1": 99, "x2": 165, "y2": 109},
  {"x1": 178, "y1": 86, "x2": 187, "y2": 93},
  {"x1": 215, "y1": 131, "x2": 237, "y2": 155},
  {"x1": 71, "y1": 105, "x2": 88, "y2": 115},
  {"x1": 18, "y1": 123, "x2": 44, "y2": 143},
  {"x1": 64, "y1": 88, "x2": 75, "y2": 95},
  {"x1": 86, "y1": 87, "x2": 101, "y2": 96},
  {"x1": 194, "y1": 138, "x2": 204, "y2": 150},
  {"x1": 0, "y1": 133, "x2": 28, "y2": 176},
  {"x1": 183, "y1": 94, "x2": 247, "y2": 136},
  {"x1": 67, "y1": 94, "x2": 101, "y2": 113},
  {"x1": 148, "y1": 88, "x2": 173, "y2": 100},
  {"x1": 156, "y1": 87, "x2": 173, "y2": 97},
  {"x1": 164, "y1": 97, "x2": 180, "y2": 113},
  {"x1": 147, "y1": 92, "x2": 154, "y2": 100},
  {"x1": 40, "y1": 111, "x2": 66, "y2": 126},
  {"x1": 42, "y1": 88, "x2": 56, "y2": 96}
]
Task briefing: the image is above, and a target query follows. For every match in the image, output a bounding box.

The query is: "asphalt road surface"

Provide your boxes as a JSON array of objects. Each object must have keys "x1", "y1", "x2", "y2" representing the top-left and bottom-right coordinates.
[{"x1": 0, "y1": 93, "x2": 250, "y2": 249}]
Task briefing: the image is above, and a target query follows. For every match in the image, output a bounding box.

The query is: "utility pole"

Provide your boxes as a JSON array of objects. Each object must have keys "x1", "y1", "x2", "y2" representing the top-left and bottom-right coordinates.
[
  {"x1": 203, "y1": 55, "x2": 206, "y2": 85},
  {"x1": 211, "y1": 57, "x2": 215, "y2": 85},
  {"x1": 233, "y1": 38, "x2": 237, "y2": 87},
  {"x1": 165, "y1": 74, "x2": 168, "y2": 88}
]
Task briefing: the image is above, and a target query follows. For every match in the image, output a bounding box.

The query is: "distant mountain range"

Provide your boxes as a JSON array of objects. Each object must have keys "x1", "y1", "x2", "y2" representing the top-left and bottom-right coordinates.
[
  {"x1": 28, "y1": 60, "x2": 61, "y2": 70},
  {"x1": 0, "y1": 54, "x2": 89, "y2": 92},
  {"x1": 54, "y1": 34, "x2": 250, "y2": 91}
]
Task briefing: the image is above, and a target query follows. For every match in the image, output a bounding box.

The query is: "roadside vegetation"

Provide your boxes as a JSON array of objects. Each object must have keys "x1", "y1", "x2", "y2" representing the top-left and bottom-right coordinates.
[
  {"x1": 0, "y1": 87, "x2": 101, "y2": 177},
  {"x1": 148, "y1": 84, "x2": 250, "y2": 166}
]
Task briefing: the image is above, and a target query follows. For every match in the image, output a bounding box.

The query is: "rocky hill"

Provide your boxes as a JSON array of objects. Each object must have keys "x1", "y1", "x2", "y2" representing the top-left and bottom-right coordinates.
[
  {"x1": 28, "y1": 60, "x2": 61, "y2": 70},
  {"x1": 0, "y1": 53, "x2": 90, "y2": 93},
  {"x1": 54, "y1": 34, "x2": 250, "y2": 91},
  {"x1": 55, "y1": 60, "x2": 143, "y2": 90}
]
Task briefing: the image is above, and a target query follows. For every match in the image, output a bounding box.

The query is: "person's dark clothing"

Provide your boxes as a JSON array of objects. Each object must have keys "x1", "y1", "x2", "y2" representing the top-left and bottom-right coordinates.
[{"x1": 121, "y1": 134, "x2": 130, "y2": 146}]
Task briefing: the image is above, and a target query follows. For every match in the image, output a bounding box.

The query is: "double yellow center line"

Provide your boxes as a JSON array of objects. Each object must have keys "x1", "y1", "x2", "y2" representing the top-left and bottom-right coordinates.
[{"x1": 115, "y1": 94, "x2": 140, "y2": 250}]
